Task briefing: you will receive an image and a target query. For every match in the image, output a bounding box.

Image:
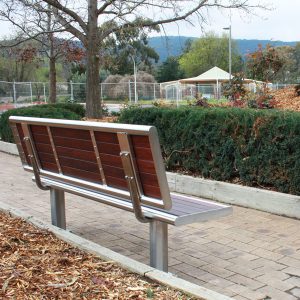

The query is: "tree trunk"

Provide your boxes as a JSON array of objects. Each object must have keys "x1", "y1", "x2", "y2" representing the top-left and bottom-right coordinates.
[
  {"x1": 85, "y1": 0, "x2": 101, "y2": 119},
  {"x1": 48, "y1": 8, "x2": 56, "y2": 104},
  {"x1": 48, "y1": 56, "x2": 57, "y2": 103}
]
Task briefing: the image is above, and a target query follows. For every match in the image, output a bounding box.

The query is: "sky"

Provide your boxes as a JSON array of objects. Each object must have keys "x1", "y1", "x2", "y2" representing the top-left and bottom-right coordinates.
[
  {"x1": 0, "y1": 0, "x2": 299, "y2": 42},
  {"x1": 155, "y1": 0, "x2": 300, "y2": 41}
]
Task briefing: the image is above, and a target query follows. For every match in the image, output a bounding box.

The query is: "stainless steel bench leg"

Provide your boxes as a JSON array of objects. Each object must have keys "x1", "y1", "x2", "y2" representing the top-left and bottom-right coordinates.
[
  {"x1": 50, "y1": 188, "x2": 66, "y2": 230},
  {"x1": 150, "y1": 220, "x2": 168, "y2": 272}
]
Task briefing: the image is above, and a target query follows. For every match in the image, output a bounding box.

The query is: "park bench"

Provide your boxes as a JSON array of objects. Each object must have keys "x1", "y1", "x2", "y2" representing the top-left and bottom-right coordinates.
[{"x1": 9, "y1": 116, "x2": 232, "y2": 272}]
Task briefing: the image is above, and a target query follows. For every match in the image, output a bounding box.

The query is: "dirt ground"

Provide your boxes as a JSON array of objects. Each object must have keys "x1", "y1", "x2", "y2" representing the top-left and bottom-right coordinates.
[{"x1": 0, "y1": 211, "x2": 198, "y2": 300}]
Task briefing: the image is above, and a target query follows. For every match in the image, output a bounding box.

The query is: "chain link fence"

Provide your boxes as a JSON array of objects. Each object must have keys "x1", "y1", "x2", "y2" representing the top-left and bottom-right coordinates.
[{"x1": 0, "y1": 80, "x2": 297, "y2": 113}]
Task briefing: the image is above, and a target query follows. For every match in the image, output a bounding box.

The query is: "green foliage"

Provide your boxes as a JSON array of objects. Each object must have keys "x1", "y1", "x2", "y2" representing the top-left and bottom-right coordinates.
[
  {"x1": 246, "y1": 44, "x2": 285, "y2": 82},
  {"x1": 0, "y1": 104, "x2": 82, "y2": 143},
  {"x1": 223, "y1": 73, "x2": 248, "y2": 101},
  {"x1": 46, "y1": 103, "x2": 86, "y2": 118},
  {"x1": 146, "y1": 288, "x2": 154, "y2": 298},
  {"x1": 179, "y1": 32, "x2": 243, "y2": 77},
  {"x1": 100, "y1": 20, "x2": 159, "y2": 75},
  {"x1": 119, "y1": 107, "x2": 300, "y2": 195},
  {"x1": 156, "y1": 56, "x2": 185, "y2": 83}
]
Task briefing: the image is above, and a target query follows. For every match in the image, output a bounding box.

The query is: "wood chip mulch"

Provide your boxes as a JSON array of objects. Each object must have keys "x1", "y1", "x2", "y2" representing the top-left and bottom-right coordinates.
[
  {"x1": 271, "y1": 87, "x2": 300, "y2": 111},
  {"x1": 0, "y1": 212, "x2": 198, "y2": 299}
]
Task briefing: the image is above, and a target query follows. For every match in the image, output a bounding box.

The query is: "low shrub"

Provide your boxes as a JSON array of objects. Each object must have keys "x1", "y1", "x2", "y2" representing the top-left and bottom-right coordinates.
[
  {"x1": 0, "y1": 104, "x2": 82, "y2": 143},
  {"x1": 119, "y1": 106, "x2": 300, "y2": 195},
  {"x1": 41, "y1": 103, "x2": 85, "y2": 118}
]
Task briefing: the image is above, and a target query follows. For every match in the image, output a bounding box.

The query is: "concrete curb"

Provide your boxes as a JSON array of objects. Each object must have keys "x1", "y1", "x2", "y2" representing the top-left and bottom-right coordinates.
[
  {"x1": 167, "y1": 172, "x2": 300, "y2": 219},
  {"x1": 0, "y1": 201, "x2": 232, "y2": 300},
  {"x1": 2, "y1": 140, "x2": 300, "y2": 219},
  {"x1": 0, "y1": 140, "x2": 18, "y2": 155}
]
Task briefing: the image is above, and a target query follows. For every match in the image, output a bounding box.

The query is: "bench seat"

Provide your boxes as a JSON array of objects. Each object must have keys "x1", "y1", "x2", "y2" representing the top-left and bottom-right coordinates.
[{"x1": 39, "y1": 176, "x2": 232, "y2": 226}]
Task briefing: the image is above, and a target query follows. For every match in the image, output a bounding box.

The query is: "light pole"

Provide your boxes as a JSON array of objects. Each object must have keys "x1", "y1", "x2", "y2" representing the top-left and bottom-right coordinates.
[
  {"x1": 132, "y1": 56, "x2": 138, "y2": 104},
  {"x1": 127, "y1": 45, "x2": 138, "y2": 104},
  {"x1": 223, "y1": 25, "x2": 232, "y2": 82}
]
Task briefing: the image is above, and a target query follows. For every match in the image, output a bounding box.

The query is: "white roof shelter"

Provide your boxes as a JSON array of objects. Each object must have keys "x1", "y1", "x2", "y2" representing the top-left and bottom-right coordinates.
[{"x1": 179, "y1": 66, "x2": 232, "y2": 84}]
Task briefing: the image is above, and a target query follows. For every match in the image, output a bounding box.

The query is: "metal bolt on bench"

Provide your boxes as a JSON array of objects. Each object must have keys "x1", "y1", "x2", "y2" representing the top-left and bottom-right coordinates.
[{"x1": 10, "y1": 116, "x2": 232, "y2": 272}]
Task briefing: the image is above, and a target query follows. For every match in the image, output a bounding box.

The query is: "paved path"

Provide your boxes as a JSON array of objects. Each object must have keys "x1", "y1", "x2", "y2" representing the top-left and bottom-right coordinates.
[{"x1": 1, "y1": 151, "x2": 300, "y2": 300}]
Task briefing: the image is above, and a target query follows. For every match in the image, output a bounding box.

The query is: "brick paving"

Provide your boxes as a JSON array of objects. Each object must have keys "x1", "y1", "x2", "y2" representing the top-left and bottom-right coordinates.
[{"x1": 1, "y1": 151, "x2": 300, "y2": 300}]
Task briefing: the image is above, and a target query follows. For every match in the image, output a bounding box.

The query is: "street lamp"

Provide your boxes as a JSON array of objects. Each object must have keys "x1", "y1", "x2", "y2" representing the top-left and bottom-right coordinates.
[
  {"x1": 223, "y1": 25, "x2": 232, "y2": 82},
  {"x1": 127, "y1": 45, "x2": 138, "y2": 104}
]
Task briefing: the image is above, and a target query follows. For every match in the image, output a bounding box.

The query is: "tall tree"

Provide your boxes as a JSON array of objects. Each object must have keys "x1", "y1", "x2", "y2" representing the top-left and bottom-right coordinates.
[
  {"x1": 101, "y1": 24, "x2": 159, "y2": 75},
  {"x1": 0, "y1": 1, "x2": 82, "y2": 103},
  {"x1": 0, "y1": 0, "x2": 268, "y2": 117},
  {"x1": 179, "y1": 32, "x2": 243, "y2": 77},
  {"x1": 246, "y1": 44, "x2": 285, "y2": 82},
  {"x1": 0, "y1": 43, "x2": 42, "y2": 82},
  {"x1": 156, "y1": 56, "x2": 185, "y2": 82}
]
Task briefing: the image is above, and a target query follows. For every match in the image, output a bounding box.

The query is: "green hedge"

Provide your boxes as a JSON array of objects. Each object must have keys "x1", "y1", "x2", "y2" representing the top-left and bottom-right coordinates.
[
  {"x1": 119, "y1": 107, "x2": 300, "y2": 195},
  {"x1": 0, "y1": 104, "x2": 83, "y2": 143},
  {"x1": 36, "y1": 103, "x2": 86, "y2": 118}
]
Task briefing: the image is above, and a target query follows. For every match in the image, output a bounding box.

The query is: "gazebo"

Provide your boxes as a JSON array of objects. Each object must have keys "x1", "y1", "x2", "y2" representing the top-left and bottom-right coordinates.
[
  {"x1": 179, "y1": 66, "x2": 232, "y2": 85},
  {"x1": 179, "y1": 66, "x2": 232, "y2": 99},
  {"x1": 178, "y1": 66, "x2": 262, "y2": 99}
]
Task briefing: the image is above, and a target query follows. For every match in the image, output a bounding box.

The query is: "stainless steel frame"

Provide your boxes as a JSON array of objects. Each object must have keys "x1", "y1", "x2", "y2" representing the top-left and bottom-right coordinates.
[
  {"x1": 90, "y1": 130, "x2": 106, "y2": 185},
  {"x1": 9, "y1": 116, "x2": 172, "y2": 210},
  {"x1": 50, "y1": 188, "x2": 66, "y2": 229},
  {"x1": 150, "y1": 220, "x2": 168, "y2": 272},
  {"x1": 47, "y1": 126, "x2": 62, "y2": 174},
  {"x1": 23, "y1": 137, "x2": 49, "y2": 191},
  {"x1": 120, "y1": 151, "x2": 149, "y2": 223}
]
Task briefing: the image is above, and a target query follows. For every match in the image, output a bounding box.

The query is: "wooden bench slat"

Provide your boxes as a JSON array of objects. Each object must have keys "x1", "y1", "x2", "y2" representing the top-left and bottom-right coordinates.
[
  {"x1": 102, "y1": 164, "x2": 125, "y2": 179},
  {"x1": 40, "y1": 161, "x2": 59, "y2": 173},
  {"x1": 134, "y1": 158, "x2": 156, "y2": 174},
  {"x1": 34, "y1": 142, "x2": 53, "y2": 154},
  {"x1": 94, "y1": 131, "x2": 119, "y2": 144},
  {"x1": 59, "y1": 156, "x2": 99, "y2": 173},
  {"x1": 142, "y1": 183, "x2": 162, "y2": 199},
  {"x1": 105, "y1": 175, "x2": 128, "y2": 190},
  {"x1": 37, "y1": 152, "x2": 56, "y2": 165},
  {"x1": 31, "y1": 132, "x2": 51, "y2": 144},
  {"x1": 131, "y1": 135, "x2": 151, "y2": 148},
  {"x1": 138, "y1": 172, "x2": 159, "y2": 187},
  {"x1": 52, "y1": 136, "x2": 94, "y2": 152},
  {"x1": 61, "y1": 165, "x2": 102, "y2": 183},
  {"x1": 133, "y1": 146, "x2": 153, "y2": 161},
  {"x1": 96, "y1": 142, "x2": 121, "y2": 156},
  {"x1": 51, "y1": 127, "x2": 91, "y2": 140},
  {"x1": 56, "y1": 146, "x2": 97, "y2": 162},
  {"x1": 30, "y1": 125, "x2": 48, "y2": 135},
  {"x1": 99, "y1": 153, "x2": 123, "y2": 168}
]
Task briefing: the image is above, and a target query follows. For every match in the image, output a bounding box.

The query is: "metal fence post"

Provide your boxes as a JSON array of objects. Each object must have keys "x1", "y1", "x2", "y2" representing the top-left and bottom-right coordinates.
[
  {"x1": 100, "y1": 83, "x2": 103, "y2": 103},
  {"x1": 50, "y1": 188, "x2": 66, "y2": 229},
  {"x1": 153, "y1": 83, "x2": 156, "y2": 101},
  {"x1": 128, "y1": 81, "x2": 132, "y2": 102},
  {"x1": 13, "y1": 81, "x2": 17, "y2": 105},
  {"x1": 70, "y1": 80, "x2": 74, "y2": 102},
  {"x1": 150, "y1": 220, "x2": 168, "y2": 272},
  {"x1": 176, "y1": 82, "x2": 179, "y2": 107},
  {"x1": 43, "y1": 83, "x2": 47, "y2": 102},
  {"x1": 29, "y1": 82, "x2": 33, "y2": 103}
]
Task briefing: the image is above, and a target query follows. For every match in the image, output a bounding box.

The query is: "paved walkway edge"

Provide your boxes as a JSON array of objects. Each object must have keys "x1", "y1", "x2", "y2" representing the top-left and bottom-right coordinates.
[
  {"x1": 0, "y1": 201, "x2": 232, "y2": 300},
  {"x1": 2, "y1": 140, "x2": 300, "y2": 219}
]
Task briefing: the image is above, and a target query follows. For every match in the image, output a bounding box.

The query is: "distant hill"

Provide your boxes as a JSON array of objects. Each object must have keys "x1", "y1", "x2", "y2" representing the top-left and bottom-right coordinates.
[{"x1": 148, "y1": 36, "x2": 299, "y2": 62}]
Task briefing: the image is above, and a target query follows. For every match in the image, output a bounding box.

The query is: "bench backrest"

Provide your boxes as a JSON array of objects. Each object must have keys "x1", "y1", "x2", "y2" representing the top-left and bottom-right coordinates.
[{"x1": 9, "y1": 116, "x2": 172, "y2": 211}]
